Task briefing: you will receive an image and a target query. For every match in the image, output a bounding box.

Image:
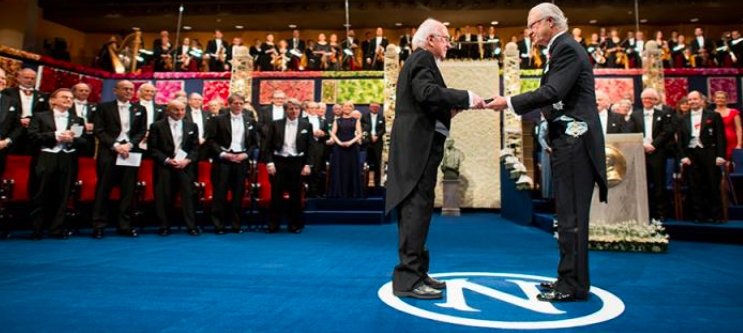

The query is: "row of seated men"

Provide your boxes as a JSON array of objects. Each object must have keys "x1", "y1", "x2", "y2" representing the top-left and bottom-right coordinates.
[
  {"x1": 0, "y1": 69, "x2": 386, "y2": 240},
  {"x1": 538, "y1": 87, "x2": 728, "y2": 223}
]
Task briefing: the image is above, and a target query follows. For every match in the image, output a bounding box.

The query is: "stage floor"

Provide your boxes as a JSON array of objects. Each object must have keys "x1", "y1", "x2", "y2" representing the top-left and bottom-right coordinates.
[{"x1": 0, "y1": 213, "x2": 740, "y2": 332}]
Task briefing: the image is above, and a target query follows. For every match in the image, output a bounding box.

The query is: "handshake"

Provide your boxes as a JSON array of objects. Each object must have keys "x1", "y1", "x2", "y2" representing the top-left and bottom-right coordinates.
[{"x1": 470, "y1": 93, "x2": 509, "y2": 111}]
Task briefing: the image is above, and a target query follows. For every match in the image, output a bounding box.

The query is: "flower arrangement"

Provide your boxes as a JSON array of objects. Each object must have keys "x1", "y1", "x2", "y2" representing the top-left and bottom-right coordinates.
[{"x1": 588, "y1": 219, "x2": 669, "y2": 252}]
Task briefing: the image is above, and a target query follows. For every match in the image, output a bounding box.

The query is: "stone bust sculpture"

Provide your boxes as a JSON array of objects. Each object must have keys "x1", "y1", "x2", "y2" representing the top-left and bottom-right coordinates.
[{"x1": 441, "y1": 138, "x2": 464, "y2": 180}]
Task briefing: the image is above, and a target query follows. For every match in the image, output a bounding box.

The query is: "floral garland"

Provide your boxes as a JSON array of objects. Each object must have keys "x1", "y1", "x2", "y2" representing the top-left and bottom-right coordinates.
[
  {"x1": 588, "y1": 220, "x2": 669, "y2": 252},
  {"x1": 499, "y1": 44, "x2": 533, "y2": 191}
]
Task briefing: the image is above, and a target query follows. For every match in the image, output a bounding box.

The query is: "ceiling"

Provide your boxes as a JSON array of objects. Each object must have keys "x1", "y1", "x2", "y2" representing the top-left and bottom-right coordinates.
[{"x1": 38, "y1": 0, "x2": 743, "y2": 34}]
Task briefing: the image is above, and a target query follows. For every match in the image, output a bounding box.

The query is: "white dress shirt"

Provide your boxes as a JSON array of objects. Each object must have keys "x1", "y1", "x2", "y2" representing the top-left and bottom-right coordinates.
[
  {"x1": 307, "y1": 115, "x2": 320, "y2": 132},
  {"x1": 43, "y1": 109, "x2": 70, "y2": 153},
  {"x1": 20, "y1": 89, "x2": 34, "y2": 118},
  {"x1": 168, "y1": 117, "x2": 183, "y2": 151},
  {"x1": 190, "y1": 109, "x2": 205, "y2": 141},
  {"x1": 115, "y1": 101, "x2": 131, "y2": 143},
  {"x1": 370, "y1": 113, "x2": 378, "y2": 136},
  {"x1": 278, "y1": 118, "x2": 298, "y2": 157},
  {"x1": 140, "y1": 99, "x2": 156, "y2": 128},
  {"x1": 74, "y1": 99, "x2": 89, "y2": 122},
  {"x1": 643, "y1": 109, "x2": 654, "y2": 144},
  {"x1": 689, "y1": 109, "x2": 703, "y2": 148},
  {"x1": 228, "y1": 113, "x2": 246, "y2": 152},
  {"x1": 272, "y1": 105, "x2": 285, "y2": 121},
  {"x1": 598, "y1": 109, "x2": 608, "y2": 136}
]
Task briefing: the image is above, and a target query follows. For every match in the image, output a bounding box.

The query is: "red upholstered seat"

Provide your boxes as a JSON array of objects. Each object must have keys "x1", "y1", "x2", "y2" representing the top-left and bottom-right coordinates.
[
  {"x1": 137, "y1": 159, "x2": 155, "y2": 204},
  {"x1": 76, "y1": 157, "x2": 98, "y2": 203},
  {"x1": 1, "y1": 155, "x2": 32, "y2": 202}
]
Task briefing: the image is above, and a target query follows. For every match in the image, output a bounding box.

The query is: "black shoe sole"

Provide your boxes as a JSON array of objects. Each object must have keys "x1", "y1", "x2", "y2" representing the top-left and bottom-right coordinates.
[{"x1": 392, "y1": 290, "x2": 443, "y2": 300}]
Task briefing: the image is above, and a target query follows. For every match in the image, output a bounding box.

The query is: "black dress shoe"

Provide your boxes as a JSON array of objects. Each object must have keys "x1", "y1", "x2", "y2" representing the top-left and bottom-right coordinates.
[
  {"x1": 117, "y1": 229, "x2": 139, "y2": 237},
  {"x1": 537, "y1": 290, "x2": 587, "y2": 302},
  {"x1": 424, "y1": 276, "x2": 446, "y2": 290},
  {"x1": 215, "y1": 228, "x2": 226, "y2": 235},
  {"x1": 393, "y1": 283, "x2": 443, "y2": 300},
  {"x1": 50, "y1": 230, "x2": 73, "y2": 240},
  {"x1": 158, "y1": 228, "x2": 171, "y2": 237},
  {"x1": 539, "y1": 281, "x2": 557, "y2": 290},
  {"x1": 187, "y1": 228, "x2": 201, "y2": 236},
  {"x1": 92, "y1": 229, "x2": 104, "y2": 239},
  {"x1": 30, "y1": 231, "x2": 43, "y2": 241}
]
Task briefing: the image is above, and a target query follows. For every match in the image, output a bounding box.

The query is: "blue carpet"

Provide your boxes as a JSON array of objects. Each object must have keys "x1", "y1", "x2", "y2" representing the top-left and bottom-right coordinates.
[{"x1": 0, "y1": 213, "x2": 741, "y2": 332}]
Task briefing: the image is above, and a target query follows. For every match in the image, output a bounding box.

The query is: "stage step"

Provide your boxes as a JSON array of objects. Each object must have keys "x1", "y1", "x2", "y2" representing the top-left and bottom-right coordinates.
[{"x1": 303, "y1": 194, "x2": 388, "y2": 225}]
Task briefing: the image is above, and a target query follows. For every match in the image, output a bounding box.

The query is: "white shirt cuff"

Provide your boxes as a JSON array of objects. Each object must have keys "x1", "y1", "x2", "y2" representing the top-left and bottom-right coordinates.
[
  {"x1": 467, "y1": 90, "x2": 475, "y2": 108},
  {"x1": 506, "y1": 97, "x2": 515, "y2": 112},
  {"x1": 267, "y1": 162, "x2": 275, "y2": 168}
]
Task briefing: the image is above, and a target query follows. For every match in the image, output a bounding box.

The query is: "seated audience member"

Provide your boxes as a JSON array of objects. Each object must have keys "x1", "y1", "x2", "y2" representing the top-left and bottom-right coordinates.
[
  {"x1": 263, "y1": 98, "x2": 313, "y2": 233},
  {"x1": 148, "y1": 100, "x2": 201, "y2": 236},
  {"x1": 28, "y1": 88, "x2": 87, "y2": 240}
]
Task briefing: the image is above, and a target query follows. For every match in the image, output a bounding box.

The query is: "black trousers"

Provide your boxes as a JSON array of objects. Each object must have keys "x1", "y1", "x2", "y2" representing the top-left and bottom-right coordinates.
[
  {"x1": 210, "y1": 159, "x2": 247, "y2": 230},
  {"x1": 550, "y1": 134, "x2": 594, "y2": 298},
  {"x1": 30, "y1": 152, "x2": 77, "y2": 235},
  {"x1": 687, "y1": 147, "x2": 721, "y2": 221},
  {"x1": 92, "y1": 151, "x2": 139, "y2": 231},
  {"x1": 154, "y1": 164, "x2": 196, "y2": 230},
  {"x1": 393, "y1": 133, "x2": 445, "y2": 292},
  {"x1": 646, "y1": 150, "x2": 668, "y2": 219},
  {"x1": 307, "y1": 141, "x2": 326, "y2": 197},
  {"x1": 367, "y1": 139, "x2": 383, "y2": 187},
  {"x1": 269, "y1": 155, "x2": 305, "y2": 230}
]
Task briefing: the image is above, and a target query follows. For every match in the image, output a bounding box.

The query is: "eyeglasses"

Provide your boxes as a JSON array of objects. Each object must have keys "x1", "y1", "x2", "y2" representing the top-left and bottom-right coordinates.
[
  {"x1": 430, "y1": 34, "x2": 451, "y2": 41},
  {"x1": 528, "y1": 18, "x2": 547, "y2": 31}
]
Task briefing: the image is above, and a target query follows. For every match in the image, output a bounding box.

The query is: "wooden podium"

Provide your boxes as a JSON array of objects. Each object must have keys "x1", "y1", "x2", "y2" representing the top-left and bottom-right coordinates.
[{"x1": 590, "y1": 133, "x2": 650, "y2": 225}]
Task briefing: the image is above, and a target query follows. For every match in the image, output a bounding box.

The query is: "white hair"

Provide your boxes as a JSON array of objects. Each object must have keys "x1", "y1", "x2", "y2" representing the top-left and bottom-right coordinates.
[
  {"x1": 412, "y1": 18, "x2": 444, "y2": 51},
  {"x1": 531, "y1": 3, "x2": 569, "y2": 32},
  {"x1": 641, "y1": 88, "x2": 660, "y2": 100},
  {"x1": 595, "y1": 90, "x2": 609, "y2": 100}
]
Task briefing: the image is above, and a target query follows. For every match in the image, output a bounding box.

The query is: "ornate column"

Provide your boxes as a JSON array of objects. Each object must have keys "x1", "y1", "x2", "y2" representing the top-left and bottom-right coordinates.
[
  {"x1": 381, "y1": 43, "x2": 400, "y2": 186},
  {"x1": 229, "y1": 45, "x2": 254, "y2": 101},
  {"x1": 642, "y1": 41, "x2": 666, "y2": 101},
  {"x1": 500, "y1": 42, "x2": 532, "y2": 189}
]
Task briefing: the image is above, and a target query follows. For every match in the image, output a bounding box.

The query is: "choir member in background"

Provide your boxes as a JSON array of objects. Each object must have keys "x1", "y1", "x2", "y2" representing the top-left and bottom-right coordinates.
[
  {"x1": 259, "y1": 33, "x2": 278, "y2": 72},
  {"x1": 314, "y1": 33, "x2": 332, "y2": 70},
  {"x1": 341, "y1": 29, "x2": 360, "y2": 70},
  {"x1": 517, "y1": 28, "x2": 534, "y2": 68},
  {"x1": 224, "y1": 37, "x2": 243, "y2": 71},
  {"x1": 399, "y1": 28, "x2": 414, "y2": 64},
  {"x1": 276, "y1": 39, "x2": 290, "y2": 71},
  {"x1": 731, "y1": 30, "x2": 743, "y2": 68},
  {"x1": 189, "y1": 39, "x2": 206, "y2": 72},
  {"x1": 175, "y1": 37, "x2": 191, "y2": 71},
  {"x1": 715, "y1": 32, "x2": 738, "y2": 68},
  {"x1": 361, "y1": 31, "x2": 372, "y2": 67},
  {"x1": 621, "y1": 31, "x2": 638, "y2": 68},
  {"x1": 672, "y1": 34, "x2": 689, "y2": 68},
  {"x1": 655, "y1": 30, "x2": 672, "y2": 68},
  {"x1": 599, "y1": 27, "x2": 607, "y2": 44},
  {"x1": 448, "y1": 28, "x2": 462, "y2": 59},
  {"x1": 249, "y1": 38, "x2": 262, "y2": 70},
  {"x1": 475, "y1": 24, "x2": 486, "y2": 60},
  {"x1": 206, "y1": 30, "x2": 229, "y2": 72},
  {"x1": 485, "y1": 26, "x2": 502, "y2": 63},
  {"x1": 458, "y1": 25, "x2": 474, "y2": 59},
  {"x1": 572, "y1": 27, "x2": 586, "y2": 49},
  {"x1": 604, "y1": 28, "x2": 623, "y2": 68},
  {"x1": 28, "y1": 88, "x2": 87, "y2": 240},
  {"x1": 153, "y1": 30, "x2": 174, "y2": 72},
  {"x1": 367, "y1": 27, "x2": 388, "y2": 70},
  {"x1": 286, "y1": 29, "x2": 306, "y2": 71},
  {"x1": 327, "y1": 33, "x2": 341, "y2": 71},
  {"x1": 305, "y1": 39, "x2": 321, "y2": 71},
  {"x1": 633, "y1": 31, "x2": 646, "y2": 68},
  {"x1": 587, "y1": 33, "x2": 605, "y2": 68},
  {"x1": 691, "y1": 27, "x2": 715, "y2": 62}
]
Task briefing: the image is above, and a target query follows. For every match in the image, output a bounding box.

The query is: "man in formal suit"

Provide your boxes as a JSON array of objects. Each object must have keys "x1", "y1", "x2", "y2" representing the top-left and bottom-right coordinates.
[
  {"x1": 91, "y1": 80, "x2": 147, "y2": 239},
  {"x1": 304, "y1": 101, "x2": 328, "y2": 197},
  {"x1": 258, "y1": 90, "x2": 286, "y2": 141},
  {"x1": 152, "y1": 30, "x2": 173, "y2": 72},
  {"x1": 366, "y1": 27, "x2": 388, "y2": 70},
  {"x1": 0, "y1": 69, "x2": 21, "y2": 180},
  {"x1": 264, "y1": 98, "x2": 313, "y2": 233},
  {"x1": 363, "y1": 103, "x2": 385, "y2": 187},
  {"x1": 28, "y1": 88, "x2": 87, "y2": 240},
  {"x1": 690, "y1": 27, "x2": 715, "y2": 63},
  {"x1": 71, "y1": 82, "x2": 96, "y2": 156},
  {"x1": 679, "y1": 91, "x2": 726, "y2": 223},
  {"x1": 485, "y1": 26, "x2": 503, "y2": 62},
  {"x1": 629, "y1": 88, "x2": 675, "y2": 221},
  {"x1": 386, "y1": 18, "x2": 484, "y2": 300},
  {"x1": 134, "y1": 83, "x2": 165, "y2": 150},
  {"x1": 5, "y1": 68, "x2": 49, "y2": 155},
  {"x1": 488, "y1": 3, "x2": 608, "y2": 302},
  {"x1": 148, "y1": 100, "x2": 200, "y2": 236},
  {"x1": 596, "y1": 90, "x2": 627, "y2": 135},
  {"x1": 185, "y1": 93, "x2": 211, "y2": 161},
  {"x1": 399, "y1": 28, "x2": 415, "y2": 64},
  {"x1": 205, "y1": 94, "x2": 258, "y2": 234},
  {"x1": 206, "y1": 30, "x2": 230, "y2": 72}
]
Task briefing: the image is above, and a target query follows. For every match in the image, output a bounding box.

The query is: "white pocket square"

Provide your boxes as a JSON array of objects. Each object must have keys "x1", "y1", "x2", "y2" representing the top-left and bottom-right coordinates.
[
  {"x1": 8, "y1": 106, "x2": 15, "y2": 112},
  {"x1": 188, "y1": 130, "x2": 194, "y2": 134},
  {"x1": 38, "y1": 98, "x2": 44, "y2": 102},
  {"x1": 301, "y1": 129, "x2": 308, "y2": 134},
  {"x1": 248, "y1": 125, "x2": 254, "y2": 130},
  {"x1": 135, "y1": 112, "x2": 142, "y2": 116}
]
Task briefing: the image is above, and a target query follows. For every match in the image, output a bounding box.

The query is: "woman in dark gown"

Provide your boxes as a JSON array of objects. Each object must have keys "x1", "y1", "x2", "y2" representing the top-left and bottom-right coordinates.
[{"x1": 328, "y1": 101, "x2": 363, "y2": 198}]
